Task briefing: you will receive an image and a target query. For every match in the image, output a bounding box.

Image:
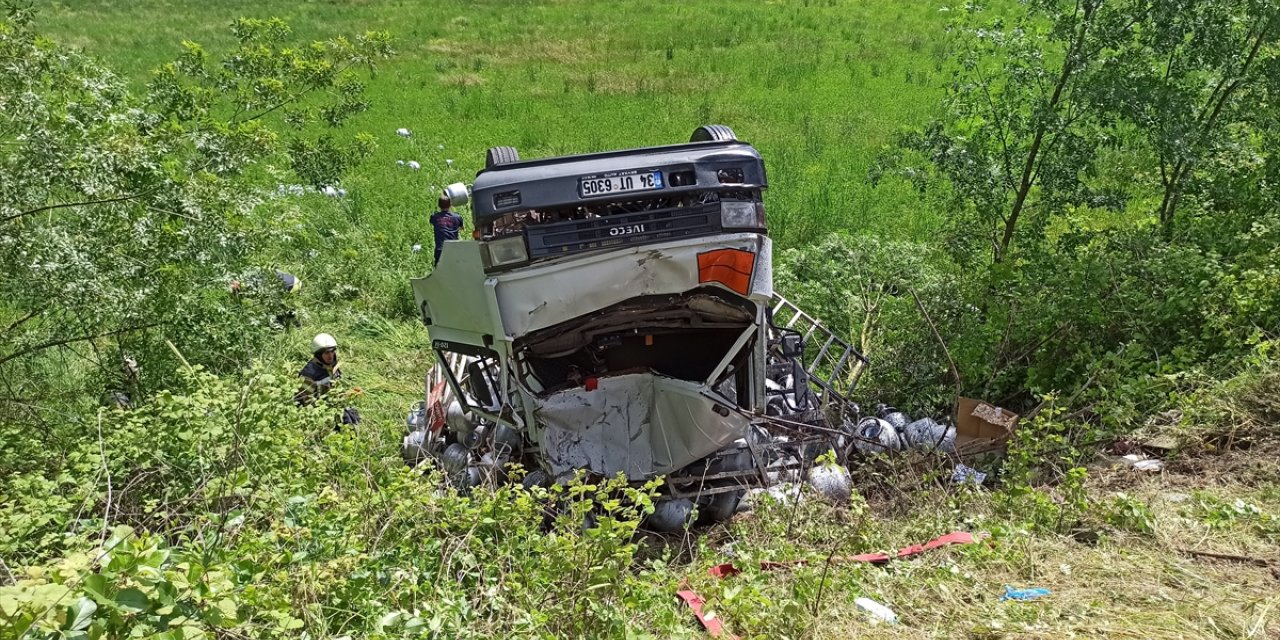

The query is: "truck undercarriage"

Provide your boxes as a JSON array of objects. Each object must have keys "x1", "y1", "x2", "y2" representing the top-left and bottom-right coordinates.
[{"x1": 403, "y1": 126, "x2": 873, "y2": 530}]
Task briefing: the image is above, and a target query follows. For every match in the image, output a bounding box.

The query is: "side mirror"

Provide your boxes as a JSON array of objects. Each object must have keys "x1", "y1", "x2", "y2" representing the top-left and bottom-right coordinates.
[{"x1": 780, "y1": 333, "x2": 804, "y2": 358}]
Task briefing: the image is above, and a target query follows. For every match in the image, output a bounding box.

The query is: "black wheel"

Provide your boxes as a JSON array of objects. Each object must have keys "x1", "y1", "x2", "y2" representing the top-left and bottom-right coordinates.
[
  {"x1": 485, "y1": 146, "x2": 520, "y2": 168},
  {"x1": 690, "y1": 124, "x2": 737, "y2": 142},
  {"x1": 697, "y1": 490, "x2": 744, "y2": 524}
]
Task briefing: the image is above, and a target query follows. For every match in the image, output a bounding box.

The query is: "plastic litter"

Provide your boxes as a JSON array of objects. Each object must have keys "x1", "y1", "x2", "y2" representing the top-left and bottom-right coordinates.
[
  {"x1": 854, "y1": 597, "x2": 898, "y2": 624},
  {"x1": 686, "y1": 532, "x2": 985, "y2": 636},
  {"x1": 876, "y1": 404, "x2": 910, "y2": 429},
  {"x1": 901, "y1": 417, "x2": 956, "y2": 452},
  {"x1": 952, "y1": 463, "x2": 987, "y2": 485},
  {"x1": 396, "y1": 160, "x2": 405, "y2": 166},
  {"x1": 396, "y1": 128, "x2": 411, "y2": 137},
  {"x1": 407, "y1": 160, "x2": 421, "y2": 170},
  {"x1": 1000, "y1": 585, "x2": 1051, "y2": 601},
  {"x1": 807, "y1": 464, "x2": 852, "y2": 504},
  {"x1": 412, "y1": 244, "x2": 422, "y2": 253},
  {"x1": 1121, "y1": 453, "x2": 1165, "y2": 471},
  {"x1": 853, "y1": 417, "x2": 901, "y2": 454}
]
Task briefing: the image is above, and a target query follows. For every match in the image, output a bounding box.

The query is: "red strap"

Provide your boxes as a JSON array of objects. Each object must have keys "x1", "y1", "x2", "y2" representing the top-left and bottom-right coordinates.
[
  {"x1": 684, "y1": 531, "x2": 984, "y2": 637},
  {"x1": 704, "y1": 531, "x2": 983, "y2": 577},
  {"x1": 677, "y1": 581, "x2": 740, "y2": 639}
]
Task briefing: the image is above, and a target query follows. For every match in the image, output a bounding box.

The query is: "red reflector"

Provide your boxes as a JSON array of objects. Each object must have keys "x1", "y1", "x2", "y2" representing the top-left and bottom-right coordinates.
[
  {"x1": 697, "y1": 249, "x2": 755, "y2": 295},
  {"x1": 585, "y1": 377, "x2": 598, "y2": 391}
]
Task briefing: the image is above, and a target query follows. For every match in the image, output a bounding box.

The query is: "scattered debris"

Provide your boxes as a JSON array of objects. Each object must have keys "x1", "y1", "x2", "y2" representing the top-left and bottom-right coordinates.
[
  {"x1": 954, "y1": 397, "x2": 1020, "y2": 454},
  {"x1": 707, "y1": 531, "x2": 986, "y2": 577},
  {"x1": 396, "y1": 127, "x2": 412, "y2": 137},
  {"x1": 412, "y1": 244, "x2": 423, "y2": 253},
  {"x1": 743, "y1": 483, "x2": 802, "y2": 508},
  {"x1": 1141, "y1": 434, "x2": 1179, "y2": 452},
  {"x1": 851, "y1": 407, "x2": 957, "y2": 453},
  {"x1": 952, "y1": 463, "x2": 987, "y2": 485},
  {"x1": 683, "y1": 532, "x2": 985, "y2": 637},
  {"x1": 807, "y1": 464, "x2": 852, "y2": 504},
  {"x1": 1180, "y1": 548, "x2": 1277, "y2": 569},
  {"x1": 397, "y1": 160, "x2": 405, "y2": 166},
  {"x1": 649, "y1": 498, "x2": 696, "y2": 532},
  {"x1": 407, "y1": 160, "x2": 421, "y2": 170},
  {"x1": 854, "y1": 597, "x2": 898, "y2": 624},
  {"x1": 1119, "y1": 453, "x2": 1165, "y2": 471},
  {"x1": 1000, "y1": 585, "x2": 1051, "y2": 601}
]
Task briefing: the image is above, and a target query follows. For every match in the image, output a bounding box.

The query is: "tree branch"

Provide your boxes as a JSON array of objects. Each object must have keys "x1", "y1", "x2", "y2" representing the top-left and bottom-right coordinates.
[
  {"x1": 3, "y1": 188, "x2": 161, "y2": 225},
  {"x1": 2, "y1": 305, "x2": 47, "y2": 336},
  {"x1": 1158, "y1": 16, "x2": 1272, "y2": 233},
  {"x1": 0, "y1": 323, "x2": 162, "y2": 370},
  {"x1": 975, "y1": 65, "x2": 1018, "y2": 191},
  {"x1": 908, "y1": 285, "x2": 961, "y2": 397},
  {"x1": 997, "y1": 0, "x2": 1096, "y2": 261}
]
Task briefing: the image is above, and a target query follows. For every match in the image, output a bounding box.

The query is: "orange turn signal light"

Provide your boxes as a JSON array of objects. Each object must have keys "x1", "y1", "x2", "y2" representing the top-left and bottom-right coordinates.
[{"x1": 697, "y1": 249, "x2": 755, "y2": 295}]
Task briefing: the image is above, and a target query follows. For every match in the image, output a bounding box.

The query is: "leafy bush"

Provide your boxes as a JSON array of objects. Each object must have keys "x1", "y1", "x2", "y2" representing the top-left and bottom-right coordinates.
[
  {"x1": 0, "y1": 9, "x2": 392, "y2": 414},
  {"x1": 0, "y1": 368, "x2": 688, "y2": 638}
]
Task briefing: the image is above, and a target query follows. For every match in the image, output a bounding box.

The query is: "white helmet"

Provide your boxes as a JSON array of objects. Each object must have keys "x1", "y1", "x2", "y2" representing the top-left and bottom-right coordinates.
[{"x1": 311, "y1": 333, "x2": 338, "y2": 354}]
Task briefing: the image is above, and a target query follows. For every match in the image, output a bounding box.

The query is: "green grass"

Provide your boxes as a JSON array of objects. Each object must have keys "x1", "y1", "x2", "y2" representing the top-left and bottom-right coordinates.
[{"x1": 40, "y1": 0, "x2": 950, "y2": 248}]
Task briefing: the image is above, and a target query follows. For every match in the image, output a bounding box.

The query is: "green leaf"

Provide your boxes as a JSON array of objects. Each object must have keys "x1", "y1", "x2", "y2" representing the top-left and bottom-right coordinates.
[
  {"x1": 114, "y1": 587, "x2": 149, "y2": 614},
  {"x1": 376, "y1": 611, "x2": 401, "y2": 631},
  {"x1": 67, "y1": 597, "x2": 97, "y2": 631},
  {"x1": 82, "y1": 574, "x2": 110, "y2": 602}
]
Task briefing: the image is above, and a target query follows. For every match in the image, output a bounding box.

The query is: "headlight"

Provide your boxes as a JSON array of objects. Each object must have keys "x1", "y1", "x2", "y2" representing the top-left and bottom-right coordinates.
[
  {"x1": 720, "y1": 201, "x2": 765, "y2": 229},
  {"x1": 485, "y1": 235, "x2": 529, "y2": 268}
]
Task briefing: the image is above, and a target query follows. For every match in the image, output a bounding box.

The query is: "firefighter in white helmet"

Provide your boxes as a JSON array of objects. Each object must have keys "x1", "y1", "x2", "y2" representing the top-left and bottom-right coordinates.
[{"x1": 296, "y1": 333, "x2": 361, "y2": 424}]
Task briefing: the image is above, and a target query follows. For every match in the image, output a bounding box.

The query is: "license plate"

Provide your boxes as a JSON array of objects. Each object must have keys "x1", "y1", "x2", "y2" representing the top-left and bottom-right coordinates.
[{"x1": 578, "y1": 171, "x2": 663, "y2": 198}]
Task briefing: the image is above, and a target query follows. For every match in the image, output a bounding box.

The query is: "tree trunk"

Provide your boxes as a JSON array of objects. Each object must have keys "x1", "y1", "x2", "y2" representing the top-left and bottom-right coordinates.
[
  {"x1": 995, "y1": 2, "x2": 1095, "y2": 263},
  {"x1": 1157, "y1": 19, "x2": 1272, "y2": 236}
]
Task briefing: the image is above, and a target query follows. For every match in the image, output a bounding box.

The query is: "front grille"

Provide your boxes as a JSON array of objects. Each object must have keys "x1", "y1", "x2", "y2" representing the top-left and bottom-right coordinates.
[{"x1": 525, "y1": 202, "x2": 723, "y2": 259}]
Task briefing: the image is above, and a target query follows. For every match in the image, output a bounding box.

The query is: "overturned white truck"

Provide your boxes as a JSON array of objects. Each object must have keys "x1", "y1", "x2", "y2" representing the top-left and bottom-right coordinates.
[{"x1": 403, "y1": 125, "x2": 870, "y2": 530}]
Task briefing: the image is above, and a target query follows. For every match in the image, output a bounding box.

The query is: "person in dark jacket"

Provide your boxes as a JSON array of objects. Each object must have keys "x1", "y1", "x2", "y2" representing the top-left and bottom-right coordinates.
[
  {"x1": 429, "y1": 195, "x2": 464, "y2": 266},
  {"x1": 297, "y1": 333, "x2": 361, "y2": 424}
]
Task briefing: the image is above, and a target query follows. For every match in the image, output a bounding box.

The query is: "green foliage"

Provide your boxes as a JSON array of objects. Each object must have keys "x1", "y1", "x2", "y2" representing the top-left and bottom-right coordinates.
[
  {"x1": 866, "y1": 0, "x2": 1279, "y2": 417},
  {"x1": 0, "y1": 368, "x2": 687, "y2": 638},
  {"x1": 1096, "y1": 0, "x2": 1280, "y2": 234},
  {"x1": 874, "y1": 0, "x2": 1131, "y2": 266},
  {"x1": 1194, "y1": 496, "x2": 1280, "y2": 541},
  {"x1": 0, "y1": 7, "x2": 392, "y2": 414},
  {"x1": 1, "y1": 527, "x2": 272, "y2": 639},
  {"x1": 776, "y1": 232, "x2": 961, "y2": 413},
  {"x1": 1100, "y1": 493, "x2": 1156, "y2": 535}
]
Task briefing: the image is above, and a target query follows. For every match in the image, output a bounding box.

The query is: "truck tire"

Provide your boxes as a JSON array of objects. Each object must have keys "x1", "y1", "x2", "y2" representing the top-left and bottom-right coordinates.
[
  {"x1": 485, "y1": 146, "x2": 520, "y2": 168},
  {"x1": 690, "y1": 125, "x2": 737, "y2": 142}
]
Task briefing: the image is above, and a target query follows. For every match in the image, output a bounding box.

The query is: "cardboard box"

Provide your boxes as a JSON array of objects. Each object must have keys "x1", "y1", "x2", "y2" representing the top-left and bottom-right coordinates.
[{"x1": 954, "y1": 397, "x2": 1019, "y2": 454}]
